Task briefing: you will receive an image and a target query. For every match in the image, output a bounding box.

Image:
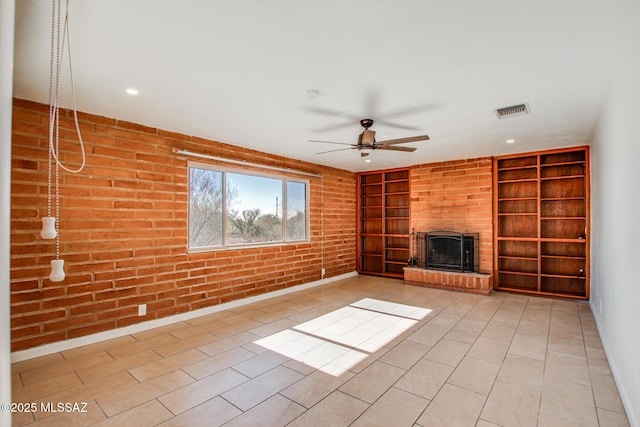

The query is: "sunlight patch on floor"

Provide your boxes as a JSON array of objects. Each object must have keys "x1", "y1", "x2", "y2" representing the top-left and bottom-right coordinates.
[{"x1": 254, "y1": 298, "x2": 432, "y2": 376}]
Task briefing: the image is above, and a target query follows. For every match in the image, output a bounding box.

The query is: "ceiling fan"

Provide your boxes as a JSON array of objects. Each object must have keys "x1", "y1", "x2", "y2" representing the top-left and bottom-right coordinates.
[{"x1": 310, "y1": 118, "x2": 429, "y2": 157}]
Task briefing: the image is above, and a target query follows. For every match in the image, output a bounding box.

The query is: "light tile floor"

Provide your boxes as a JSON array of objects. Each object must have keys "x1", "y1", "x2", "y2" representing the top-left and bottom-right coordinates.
[{"x1": 11, "y1": 275, "x2": 630, "y2": 426}]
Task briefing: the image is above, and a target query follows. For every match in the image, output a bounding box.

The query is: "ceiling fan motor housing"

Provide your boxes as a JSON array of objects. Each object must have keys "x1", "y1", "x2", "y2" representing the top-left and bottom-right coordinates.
[
  {"x1": 358, "y1": 129, "x2": 376, "y2": 147},
  {"x1": 360, "y1": 118, "x2": 374, "y2": 129},
  {"x1": 311, "y1": 117, "x2": 427, "y2": 155}
]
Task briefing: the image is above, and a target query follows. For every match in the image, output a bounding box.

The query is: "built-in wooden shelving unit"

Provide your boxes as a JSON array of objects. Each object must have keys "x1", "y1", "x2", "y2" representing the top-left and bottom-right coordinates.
[
  {"x1": 357, "y1": 168, "x2": 410, "y2": 278},
  {"x1": 494, "y1": 147, "x2": 590, "y2": 299}
]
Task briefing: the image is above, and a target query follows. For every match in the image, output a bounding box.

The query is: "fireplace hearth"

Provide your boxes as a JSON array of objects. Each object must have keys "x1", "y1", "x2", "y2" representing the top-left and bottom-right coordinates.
[
  {"x1": 414, "y1": 230, "x2": 479, "y2": 273},
  {"x1": 405, "y1": 230, "x2": 490, "y2": 295}
]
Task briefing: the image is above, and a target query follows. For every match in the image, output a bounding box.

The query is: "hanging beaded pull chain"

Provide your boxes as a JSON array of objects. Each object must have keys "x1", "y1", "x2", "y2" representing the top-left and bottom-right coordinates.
[{"x1": 44, "y1": 0, "x2": 87, "y2": 282}]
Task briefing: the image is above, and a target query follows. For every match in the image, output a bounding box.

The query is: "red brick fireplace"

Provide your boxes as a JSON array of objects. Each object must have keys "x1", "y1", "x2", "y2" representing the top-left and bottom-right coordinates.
[
  {"x1": 405, "y1": 158, "x2": 493, "y2": 294},
  {"x1": 404, "y1": 267, "x2": 493, "y2": 295}
]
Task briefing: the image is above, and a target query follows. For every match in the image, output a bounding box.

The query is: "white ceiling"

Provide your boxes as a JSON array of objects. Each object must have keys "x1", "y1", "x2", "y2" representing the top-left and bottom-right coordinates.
[{"x1": 13, "y1": 0, "x2": 628, "y2": 172}]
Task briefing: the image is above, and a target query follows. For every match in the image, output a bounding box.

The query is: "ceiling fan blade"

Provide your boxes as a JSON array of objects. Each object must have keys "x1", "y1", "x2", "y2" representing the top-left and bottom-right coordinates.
[
  {"x1": 315, "y1": 147, "x2": 356, "y2": 155},
  {"x1": 370, "y1": 120, "x2": 422, "y2": 131},
  {"x1": 302, "y1": 106, "x2": 345, "y2": 117},
  {"x1": 308, "y1": 139, "x2": 354, "y2": 146},
  {"x1": 377, "y1": 145, "x2": 417, "y2": 152},
  {"x1": 378, "y1": 135, "x2": 430, "y2": 145},
  {"x1": 303, "y1": 106, "x2": 362, "y2": 132},
  {"x1": 378, "y1": 103, "x2": 439, "y2": 120},
  {"x1": 311, "y1": 121, "x2": 359, "y2": 133}
]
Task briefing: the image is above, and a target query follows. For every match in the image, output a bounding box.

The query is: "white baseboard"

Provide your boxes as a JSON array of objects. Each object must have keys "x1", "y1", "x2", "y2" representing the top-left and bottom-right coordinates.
[
  {"x1": 11, "y1": 271, "x2": 358, "y2": 363},
  {"x1": 589, "y1": 300, "x2": 638, "y2": 427}
]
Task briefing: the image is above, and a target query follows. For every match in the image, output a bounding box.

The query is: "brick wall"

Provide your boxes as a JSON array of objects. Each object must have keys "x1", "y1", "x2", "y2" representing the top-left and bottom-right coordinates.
[
  {"x1": 410, "y1": 158, "x2": 493, "y2": 274},
  {"x1": 10, "y1": 99, "x2": 356, "y2": 351}
]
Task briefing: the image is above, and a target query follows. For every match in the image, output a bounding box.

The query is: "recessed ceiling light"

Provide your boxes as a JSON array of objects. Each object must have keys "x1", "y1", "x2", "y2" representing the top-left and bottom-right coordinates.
[
  {"x1": 365, "y1": 159, "x2": 372, "y2": 163},
  {"x1": 125, "y1": 88, "x2": 139, "y2": 95},
  {"x1": 506, "y1": 139, "x2": 515, "y2": 144}
]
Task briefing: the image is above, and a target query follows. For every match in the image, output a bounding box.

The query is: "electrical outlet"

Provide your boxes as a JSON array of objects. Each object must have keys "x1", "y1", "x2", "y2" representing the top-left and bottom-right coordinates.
[{"x1": 138, "y1": 304, "x2": 147, "y2": 316}]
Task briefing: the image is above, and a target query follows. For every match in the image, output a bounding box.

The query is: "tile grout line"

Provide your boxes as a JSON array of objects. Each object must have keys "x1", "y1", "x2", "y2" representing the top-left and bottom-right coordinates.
[{"x1": 470, "y1": 293, "x2": 529, "y2": 425}]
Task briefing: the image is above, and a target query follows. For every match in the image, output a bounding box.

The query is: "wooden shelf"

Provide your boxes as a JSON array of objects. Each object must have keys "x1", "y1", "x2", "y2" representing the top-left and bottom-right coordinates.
[
  {"x1": 497, "y1": 197, "x2": 538, "y2": 202},
  {"x1": 497, "y1": 166, "x2": 538, "y2": 172},
  {"x1": 499, "y1": 255, "x2": 538, "y2": 261},
  {"x1": 357, "y1": 168, "x2": 410, "y2": 278},
  {"x1": 541, "y1": 273, "x2": 585, "y2": 279},
  {"x1": 541, "y1": 255, "x2": 586, "y2": 260},
  {"x1": 497, "y1": 178, "x2": 538, "y2": 184},
  {"x1": 541, "y1": 217, "x2": 585, "y2": 220},
  {"x1": 500, "y1": 270, "x2": 539, "y2": 277},
  {"x1": 385, "y1": 260, "x2": 409, "y2": 265},
  {"x1": 540, "y1": 175, "x2": 586, "y2": 181},
  {"x1": 540, "y1": 161, "x2": 586, "y2": 167},
  {"x1": 497, "y1": 237, "x2": 540, "y2": 242},
  {"x1": 494, "y1": 147, "x2": 590, "y2": 299}
]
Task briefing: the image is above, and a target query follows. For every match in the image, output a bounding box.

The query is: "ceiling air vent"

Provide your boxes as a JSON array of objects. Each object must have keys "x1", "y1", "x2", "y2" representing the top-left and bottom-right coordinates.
[{"x1": 495, "y1": 103, "x2": 530, "y2": 119}]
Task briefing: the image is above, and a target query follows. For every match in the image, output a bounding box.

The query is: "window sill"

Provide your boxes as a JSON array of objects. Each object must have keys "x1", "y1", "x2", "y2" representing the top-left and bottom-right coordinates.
[{"x1": 188, "y1": 240, "x2": 311, "y2": 253}]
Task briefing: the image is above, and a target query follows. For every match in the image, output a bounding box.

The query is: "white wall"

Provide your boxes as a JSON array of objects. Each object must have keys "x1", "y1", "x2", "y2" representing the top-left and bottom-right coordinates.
[
  {"x1": 0, "y1": 0, "x2": 15, "y2": 425},
  {"x1": 590, "y1": 1, "x2": 640, "y2": 425}
]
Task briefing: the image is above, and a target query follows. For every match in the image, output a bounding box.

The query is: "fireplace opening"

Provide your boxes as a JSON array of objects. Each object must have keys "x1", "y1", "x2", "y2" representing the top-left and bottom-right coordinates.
[{"x1": 414, "y1": 231, "x2": 479, "y2": 273}]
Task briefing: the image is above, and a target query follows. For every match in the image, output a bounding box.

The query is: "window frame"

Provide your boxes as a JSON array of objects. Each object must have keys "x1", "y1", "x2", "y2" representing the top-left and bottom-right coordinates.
[{"x1": 187, "y1": 161, "x2": 310, "y2": 252}]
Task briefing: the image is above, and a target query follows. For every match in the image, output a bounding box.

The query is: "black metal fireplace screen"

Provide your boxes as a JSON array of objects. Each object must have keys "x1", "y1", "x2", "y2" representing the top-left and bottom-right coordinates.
[{"x1": 412, "y1": 230, "x2": 479, "y2": 273}]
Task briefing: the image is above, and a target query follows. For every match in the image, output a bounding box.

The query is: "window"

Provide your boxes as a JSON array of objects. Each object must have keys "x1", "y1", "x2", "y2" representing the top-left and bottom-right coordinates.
[
  {"x1": 286, "y1": 181, "x2": 307, "y2": 241},
  {"x1": 189, "y1": 162, "x2": 309, "y2": 250},
  {"x1": 189, "y1": 168, "x2": 223, "y2": 247},
  {"x1": 226, "y1": 172, "x2": 283, "y2": 245}
]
